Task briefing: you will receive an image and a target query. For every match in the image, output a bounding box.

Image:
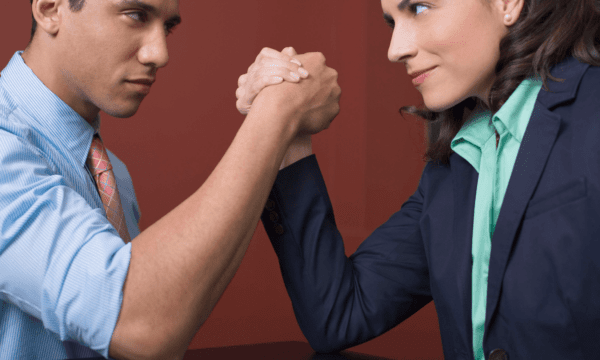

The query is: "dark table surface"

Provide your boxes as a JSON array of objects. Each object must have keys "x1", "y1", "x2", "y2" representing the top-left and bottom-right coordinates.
[
  {"x1": 183, "y1": 341, "x2": 396, "y2": 360},
  {"x1": 76, "y1": 341, "x2": 398, "y2": 360}
]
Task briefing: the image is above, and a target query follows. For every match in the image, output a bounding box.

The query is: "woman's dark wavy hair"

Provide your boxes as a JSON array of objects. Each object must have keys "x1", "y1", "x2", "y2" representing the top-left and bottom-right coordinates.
[
  {"x1": 29, "y1": 0, "x2": 86, "y2": 41},
  {"x1": 402, "y1": 0, "x2": 600, "y2": 164}
]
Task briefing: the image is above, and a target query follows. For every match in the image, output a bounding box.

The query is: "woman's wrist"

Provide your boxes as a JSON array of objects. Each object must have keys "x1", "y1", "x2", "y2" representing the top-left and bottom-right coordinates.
[{"x1": 280, "y1": 134, "x2": 313, "y2": 170}]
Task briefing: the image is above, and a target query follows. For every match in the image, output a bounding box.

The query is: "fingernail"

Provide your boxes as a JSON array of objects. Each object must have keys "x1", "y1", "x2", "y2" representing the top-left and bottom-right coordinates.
[
  {"x1": 291, "y1": 59, "x2": 302, "y2": 66},
  {"x1": 291, "y1": 72, "x2": 300, "y2": 80},
  {"x1": 273, "y1": 76, "x2": 283, "y2": 83},
  {"x1": 298, "y1": 68, "x2": 309, "y2": 78}
]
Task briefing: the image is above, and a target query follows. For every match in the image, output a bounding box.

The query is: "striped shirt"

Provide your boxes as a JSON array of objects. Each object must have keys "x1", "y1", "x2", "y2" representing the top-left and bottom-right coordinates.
[{"x1": 0, "y1": 51, "x2": 139, "y2": 359}]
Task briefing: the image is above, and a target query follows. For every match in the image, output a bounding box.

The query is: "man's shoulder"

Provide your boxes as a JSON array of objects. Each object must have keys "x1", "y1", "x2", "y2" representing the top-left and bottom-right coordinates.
[
  {"x1": 0, "y1": 79, "x2": 17, "y2": 120},
  {"x1": 0, "y1": 84, "x2": 52, "y2": 158},
  {"x1": 0, "y1": 96, "x2": 54, "y2": 175}
]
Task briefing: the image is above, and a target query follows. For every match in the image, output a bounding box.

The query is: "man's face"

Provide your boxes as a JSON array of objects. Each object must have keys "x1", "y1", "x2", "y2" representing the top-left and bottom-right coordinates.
[{"x1": 55, "y1": 0, "x2": 180, "y2": 119}]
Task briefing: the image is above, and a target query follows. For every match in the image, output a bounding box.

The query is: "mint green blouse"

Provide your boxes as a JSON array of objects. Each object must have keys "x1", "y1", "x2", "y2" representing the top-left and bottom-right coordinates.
[{"x1": 450, "y1": 78, "x2": 543, "y2": 360}]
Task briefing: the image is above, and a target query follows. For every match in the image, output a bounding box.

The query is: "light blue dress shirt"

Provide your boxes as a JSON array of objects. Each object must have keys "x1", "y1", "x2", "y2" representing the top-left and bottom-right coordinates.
[{"x1": 0, "y1": 51, "x2": 140, "y2": 359}]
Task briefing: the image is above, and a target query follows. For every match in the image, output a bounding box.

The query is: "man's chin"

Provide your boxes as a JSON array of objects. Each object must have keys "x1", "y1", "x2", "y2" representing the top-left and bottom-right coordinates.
[{"x1": 102, "y1": 101, "x2": 143, "y2": 118}]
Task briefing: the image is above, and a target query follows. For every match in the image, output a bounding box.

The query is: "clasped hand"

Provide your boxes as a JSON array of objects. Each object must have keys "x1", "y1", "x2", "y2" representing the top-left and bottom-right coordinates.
[{"x1": 236, "y1": 47, "x2": 341, "y2": 138}]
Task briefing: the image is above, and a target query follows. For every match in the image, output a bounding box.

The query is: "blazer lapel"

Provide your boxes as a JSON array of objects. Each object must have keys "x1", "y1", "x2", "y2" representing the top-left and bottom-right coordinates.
[
  {"x1": 451, "y1": 154, "x2": 479, "y2": 345},
  {"x1": 484, "y1": 57, "x2": 591, "y2": 332}
]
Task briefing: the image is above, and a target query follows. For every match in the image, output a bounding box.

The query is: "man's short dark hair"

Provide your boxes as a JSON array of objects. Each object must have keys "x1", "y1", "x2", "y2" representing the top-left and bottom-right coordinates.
[{"x1": 30, "y1": 0, "x2": 86, "y2": 41}]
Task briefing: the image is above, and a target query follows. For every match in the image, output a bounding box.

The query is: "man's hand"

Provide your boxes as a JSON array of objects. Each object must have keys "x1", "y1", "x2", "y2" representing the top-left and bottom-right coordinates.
[
  {"x1": 249, "y1": 50, "x2": 340, "y2": 137},
  {"x1": 237, "y1": 47, "x2": 341, "y2": 169},
  {"x1": 236, "y1": 47, "x2": 309, "y2": 115}
]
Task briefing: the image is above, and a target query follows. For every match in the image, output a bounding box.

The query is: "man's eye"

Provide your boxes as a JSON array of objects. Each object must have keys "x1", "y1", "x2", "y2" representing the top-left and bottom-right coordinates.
[{"x1": 126, "y1": 11, "x2": 147, "y2": 22}]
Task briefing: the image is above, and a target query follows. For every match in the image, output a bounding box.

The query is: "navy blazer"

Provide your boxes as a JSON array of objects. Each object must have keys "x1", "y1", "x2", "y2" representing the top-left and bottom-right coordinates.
[{"x1": 261, "y1": 56, "x2": 600, "y2": 360}]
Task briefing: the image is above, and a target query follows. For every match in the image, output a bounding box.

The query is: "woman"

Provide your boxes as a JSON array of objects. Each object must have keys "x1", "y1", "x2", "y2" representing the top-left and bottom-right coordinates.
[{"x1": 236, "y1": 0, "x2": 600, "y2": 359}]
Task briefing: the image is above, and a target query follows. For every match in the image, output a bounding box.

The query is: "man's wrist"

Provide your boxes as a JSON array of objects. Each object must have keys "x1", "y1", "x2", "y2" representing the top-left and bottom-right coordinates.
[{"x1": 251, "y1": 83, "x2": 303, "y2": 137}]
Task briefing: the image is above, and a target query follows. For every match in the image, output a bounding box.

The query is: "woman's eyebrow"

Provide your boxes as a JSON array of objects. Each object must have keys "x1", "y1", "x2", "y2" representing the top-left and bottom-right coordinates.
[
  {"x1": 383, "y1": 13, "x2": 395, "y2": 26},
  {"x1": 383, "y1": 0, "x2": 411, "y2": 20},
  {"x1": 397, "y1": 0, "x2": 411, "y2": 11}
]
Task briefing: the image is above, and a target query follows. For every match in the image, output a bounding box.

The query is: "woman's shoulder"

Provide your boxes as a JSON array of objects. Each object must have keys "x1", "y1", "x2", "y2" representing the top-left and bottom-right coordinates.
[{"x1": 578, "y1": 62, "x2": 600, "y2": 94}]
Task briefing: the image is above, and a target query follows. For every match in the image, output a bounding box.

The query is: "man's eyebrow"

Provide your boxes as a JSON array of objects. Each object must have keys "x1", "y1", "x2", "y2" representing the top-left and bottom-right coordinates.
[{"x1": 116, "y1": 0, "x2": 182, "y2": 26}]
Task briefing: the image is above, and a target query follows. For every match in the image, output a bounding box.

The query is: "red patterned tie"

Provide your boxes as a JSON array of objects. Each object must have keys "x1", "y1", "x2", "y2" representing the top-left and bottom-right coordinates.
[{"x1": 87, "y1": 135, "x2": 131, "y2": 243}]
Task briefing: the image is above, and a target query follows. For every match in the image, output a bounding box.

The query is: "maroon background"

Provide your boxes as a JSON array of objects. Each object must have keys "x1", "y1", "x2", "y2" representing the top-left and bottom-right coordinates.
[{"x1": 2, "y1": 1, "x2": 443, "y2": 358}]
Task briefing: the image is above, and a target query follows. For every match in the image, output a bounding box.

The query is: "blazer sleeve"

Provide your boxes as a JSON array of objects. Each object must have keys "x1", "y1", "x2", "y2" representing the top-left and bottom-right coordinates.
[{"x1": 261, "y1": 155, "x2": 432, "y2": 353}]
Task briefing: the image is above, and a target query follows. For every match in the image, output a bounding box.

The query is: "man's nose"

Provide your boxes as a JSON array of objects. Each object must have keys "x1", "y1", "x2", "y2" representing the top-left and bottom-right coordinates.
[{"x1": 138, "y1": 28, "x2": 170, "y2": 69}]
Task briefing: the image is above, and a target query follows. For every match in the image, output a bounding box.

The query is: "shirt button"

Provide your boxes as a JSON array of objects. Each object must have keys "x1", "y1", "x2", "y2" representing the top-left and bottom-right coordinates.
[
  {"x1": 489, "y1": 348, "x2": 508, "y2": 360},
  {"x1": 274, "y1": 224, "x2": 284, "y2": 235},
  {"x1": 265, "y1": 199, "x2": 275, "y2": 211},
  {"x1": 269, "y1": 211, "x2": 279, "y2": 222}
]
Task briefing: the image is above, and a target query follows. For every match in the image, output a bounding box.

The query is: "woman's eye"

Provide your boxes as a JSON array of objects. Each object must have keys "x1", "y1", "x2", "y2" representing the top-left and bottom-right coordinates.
[{"x1": 412, "y1": 4, "x2": 428, "y2": 15}]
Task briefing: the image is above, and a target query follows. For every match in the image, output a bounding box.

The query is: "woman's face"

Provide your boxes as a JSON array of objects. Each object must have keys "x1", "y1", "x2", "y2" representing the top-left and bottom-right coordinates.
[{"x1": 381, "y1": 0, "x2": 512, "y2": 111}]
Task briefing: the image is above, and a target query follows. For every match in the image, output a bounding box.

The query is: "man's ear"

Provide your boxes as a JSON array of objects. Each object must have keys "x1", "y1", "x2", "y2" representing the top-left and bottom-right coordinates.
[{"x1": 31, "y1": 0, "x2": 64, "y2": 36}]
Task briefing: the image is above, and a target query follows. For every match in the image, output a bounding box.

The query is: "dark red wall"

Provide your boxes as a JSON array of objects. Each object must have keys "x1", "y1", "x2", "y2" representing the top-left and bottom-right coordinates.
[{"x1": 2, "y1": 1, "x2": 443, "y2": 358}]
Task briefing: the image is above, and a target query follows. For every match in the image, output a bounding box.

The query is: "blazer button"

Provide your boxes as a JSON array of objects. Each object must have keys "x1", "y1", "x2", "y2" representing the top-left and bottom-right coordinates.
[
  {"x1": 274, "y1": 224, "x2": 284, "y2": 235},
  {"x1": 489, "y1": 349, "x2": 508, "y2": 360},
  {"x1": 265, "y1": 199, "x2": 275, "y2": 211},
  {"x1": 269, "y1": 211, "x2": 279, "y2": 222}
]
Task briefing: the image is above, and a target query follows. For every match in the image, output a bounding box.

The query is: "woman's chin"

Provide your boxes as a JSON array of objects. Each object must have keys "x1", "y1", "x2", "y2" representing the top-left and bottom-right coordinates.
[{"x1": 422, "y1": 94, "x2": 467, "y2": 113}]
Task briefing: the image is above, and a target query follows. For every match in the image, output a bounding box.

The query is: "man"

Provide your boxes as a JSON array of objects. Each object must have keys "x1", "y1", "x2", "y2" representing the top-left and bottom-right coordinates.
[{"x1": 0, "y1": 0, "x2": 340, "y2": 359}]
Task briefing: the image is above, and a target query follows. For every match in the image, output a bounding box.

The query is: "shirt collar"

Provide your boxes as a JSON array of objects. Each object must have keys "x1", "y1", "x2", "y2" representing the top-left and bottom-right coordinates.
[
  {"x1": 492, "y1": 77, "x2": 543, "y2": 143},
  {"x1": 451, "y1": 77, "x2": 543, "y2": 150},
  {"x1": 0, "y1": 51, "x2": 100, "y2": 167},
  {"x1": 450, "y1": 107, "x2": 493, "y2": 173},
  {"x1": 452, "y1": 106, "x2": 493, "y2": 151}
]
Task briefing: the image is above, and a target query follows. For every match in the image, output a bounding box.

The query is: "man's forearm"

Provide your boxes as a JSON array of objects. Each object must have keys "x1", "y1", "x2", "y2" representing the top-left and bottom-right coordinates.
[{"x1": 109, "y1": 91, "x2": 298, "y2": 360}]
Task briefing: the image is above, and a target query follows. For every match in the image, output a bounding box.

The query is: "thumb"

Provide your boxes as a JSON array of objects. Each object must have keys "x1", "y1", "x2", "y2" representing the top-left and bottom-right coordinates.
[{"x1": 282, "y1": 46, "x2": 297, "y2": 56}]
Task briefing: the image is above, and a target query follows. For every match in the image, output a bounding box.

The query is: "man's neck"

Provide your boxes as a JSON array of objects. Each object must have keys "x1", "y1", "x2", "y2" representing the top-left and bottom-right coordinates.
[{"x1": 21, "y1": 45, "x2": 100, "y2": 125}]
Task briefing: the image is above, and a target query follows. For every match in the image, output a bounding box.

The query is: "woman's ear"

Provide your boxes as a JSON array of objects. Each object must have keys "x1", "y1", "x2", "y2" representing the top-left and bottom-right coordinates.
[
  {"x1": 496, "y1": 0, "x2": 525, "y2": 26},
  {"x1": 31, "y1": 0, "x2": 64, "y2": 36}
]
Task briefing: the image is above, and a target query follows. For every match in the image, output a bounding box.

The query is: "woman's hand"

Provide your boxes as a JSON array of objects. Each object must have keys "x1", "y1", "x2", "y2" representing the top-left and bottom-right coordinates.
[
  {"x1": 237, "y1": 47, "x2": 340, "y2": 169},
  {"x1": 236, "y1": 47, "x2": 309, "y2": 115}
]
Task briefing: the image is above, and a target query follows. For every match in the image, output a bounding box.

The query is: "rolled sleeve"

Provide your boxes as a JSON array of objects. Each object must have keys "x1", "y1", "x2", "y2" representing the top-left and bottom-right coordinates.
[{"x1": 0, "y1": 132, "x2": 131, "y2": 357}]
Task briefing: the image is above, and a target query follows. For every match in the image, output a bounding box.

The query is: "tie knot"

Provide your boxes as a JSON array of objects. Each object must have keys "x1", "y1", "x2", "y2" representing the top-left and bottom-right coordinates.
[{"x1": 87, "y1": 135, "x2": 113, "y2": 176}]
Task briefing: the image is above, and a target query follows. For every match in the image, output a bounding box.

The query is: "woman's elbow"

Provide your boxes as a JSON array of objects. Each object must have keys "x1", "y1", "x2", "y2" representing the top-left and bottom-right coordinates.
[{"x1": 303, "y1": 329, "x2": 349, "y2": 354}]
